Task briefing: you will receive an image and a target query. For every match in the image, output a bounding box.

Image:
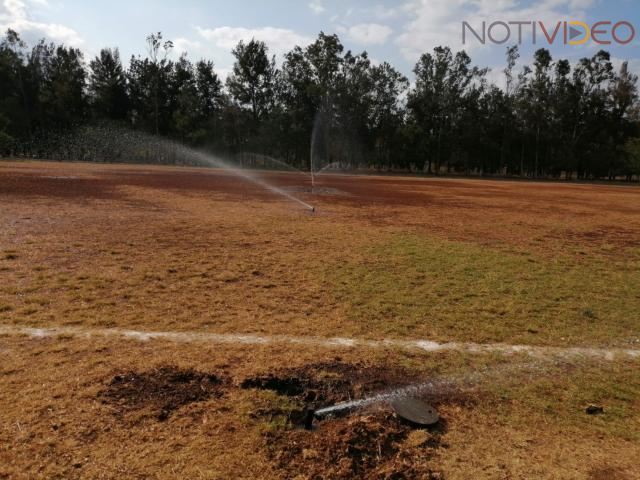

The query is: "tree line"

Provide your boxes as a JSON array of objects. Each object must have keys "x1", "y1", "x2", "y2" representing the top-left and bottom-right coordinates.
[{"x1": 1, "y1": 29, "x2": 639, "y2": 180}]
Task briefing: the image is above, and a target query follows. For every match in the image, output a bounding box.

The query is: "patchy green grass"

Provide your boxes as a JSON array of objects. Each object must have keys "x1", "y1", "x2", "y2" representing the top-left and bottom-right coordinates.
[
  {"x1": 329, "y1": 234, "x2": 640, "y2": 346},
  {"x1": 484, "y1": 358, "x2": 640, "y2": 441}
]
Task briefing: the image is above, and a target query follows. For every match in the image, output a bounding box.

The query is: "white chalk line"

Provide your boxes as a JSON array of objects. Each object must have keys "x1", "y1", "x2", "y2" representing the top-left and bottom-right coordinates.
[{"x1": 0, "y1": 324, "x2": 638, "y2": 360}]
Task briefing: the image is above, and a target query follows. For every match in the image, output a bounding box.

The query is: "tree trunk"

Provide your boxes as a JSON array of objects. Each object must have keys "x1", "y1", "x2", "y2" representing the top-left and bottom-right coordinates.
[
  {"x1": 436, "y1": 127, "x2": 442, "y2": 175},
  {"x1": 534, "y1": 125, "x2": 540, "y2": 178},
  {"x1": 154, "y1": 88, "x2": 159, "y2": 135}
]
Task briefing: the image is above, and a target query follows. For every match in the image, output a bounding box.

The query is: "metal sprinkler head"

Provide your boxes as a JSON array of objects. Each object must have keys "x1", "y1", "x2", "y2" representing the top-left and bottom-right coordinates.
[{"x1": 310, "y1": 206, "x2": 316, "y2": 214}]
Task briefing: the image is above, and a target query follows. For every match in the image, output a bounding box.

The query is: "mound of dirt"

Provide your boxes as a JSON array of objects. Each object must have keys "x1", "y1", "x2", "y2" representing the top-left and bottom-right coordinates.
[
  {"x1": 98, "y1": 366, "x2": 224, "y2": 420},
  {"x1": 267, "y1": 411, "x2": 444, "y2": 479}
]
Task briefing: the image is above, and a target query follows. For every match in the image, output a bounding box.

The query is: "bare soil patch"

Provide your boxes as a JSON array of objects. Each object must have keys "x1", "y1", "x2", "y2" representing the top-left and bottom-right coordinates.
[
  {"x1": 267, "y1": 411, "x2": 444, "y2": 479},
  {"x1": 98, "y1": 366, "x2": 225, "y2": 420}
]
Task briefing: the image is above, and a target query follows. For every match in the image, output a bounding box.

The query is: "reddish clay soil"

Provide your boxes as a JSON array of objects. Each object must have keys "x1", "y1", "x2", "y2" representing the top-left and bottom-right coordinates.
[{"x1": 2, "y1": 160, "x2": 639, "y2": 254}]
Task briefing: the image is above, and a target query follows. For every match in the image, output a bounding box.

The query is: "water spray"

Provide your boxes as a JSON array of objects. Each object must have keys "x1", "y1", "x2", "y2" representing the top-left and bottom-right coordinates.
[
  {"x1": 313, "y1": 378, "x2": 451, "y2": 419},
  {"x1": 177, "y1": 146, "x2": 315, "y2": 212},
  {"x1": 310, "y1": 109, "x2": 327, "y2": 194},
  {"x1": 50, "y1": 125, "x2": 316, "y2": 212},
  {"x1": 309, "y1": 360, "x2": 555, "y2": 427},
  {"x1": 237, "y1": 152, "x2": 308, "y2": 175}
]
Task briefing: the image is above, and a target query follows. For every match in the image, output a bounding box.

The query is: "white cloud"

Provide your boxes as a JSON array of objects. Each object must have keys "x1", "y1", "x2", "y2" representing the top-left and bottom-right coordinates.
[
  {"x1": 0, "y1": 0, "x2": 83, "y2": 46},
  {"x1": 215, "y1": 67, "x2": 233, "y2": 82},
  {"x1": 372, "y1": 5, "x2": 400, "y2": 20},
  {"x1": 484, "y1": 66, "x2": 508, "y2": 90},
  {"x1": 173, "y1": 37, "x2": 202, "y2": 55},
  {"x1": 308, "y1": 0, "x2": 325, "y2": 15},
  {"x1": 196, "y1": 26, "x2": 312, "y2": 58},
  {"x1": 542, "y1": 0, "x2": 595, "y2": 8},
  {"x1": 347, "y1": 23, "x2": 393, "y2": 45}
]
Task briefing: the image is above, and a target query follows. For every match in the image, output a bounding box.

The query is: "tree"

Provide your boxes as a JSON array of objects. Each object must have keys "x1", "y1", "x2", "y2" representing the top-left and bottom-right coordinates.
[
  {"x1": 0, "y1": 112, "x2": 13, "y2": 153},
  {"x1": 624, "y1": 137, "x2": 640, "y2": 181},
  {"x1": 572, "y1": 51, "x2": 614, "y2": 178},
  {"x1": 500, "y1": 46, "x2": 519, "y2": 172},
  {"x1": 142, "y1": 32, "x2": 173, "y2": 135},
  {"x1": 277, "y1": 33, "x2": 345, "y2": 167},
  {"x1": 1, "y1": 30, "x2": 30, "y2": 136},
  {"x1": 195, "y1": 59, "x2": 223, "y2": 119},
  {"x1": 608, "y1": 61, "x2": 639, "y2": 178},
  {"x1": 127, "y1": 33, "x2": 173, "y2": 135},
  {"x1": 520, "y1": 48, "x2": 553, "y2": 177},
  {"x1": 408, "y1": 46, "x2": 486, "y2": 173},
  {"x1": 89, "y1": 48, "x2": 129, "y2": 120},
  {"x1": 333, "y1": 50, "x2": 372, "y2": 166},
  {"x1": 366, "y1": 61, "x2": 408, "y2": 168},
  {"x1": 226, "y1": 39, "x2": 276, "y2": 123},
  {"x1": 37, "y1": 43, "x2": 87, "y2": 128},
  {"x1": 0, "y1": 28, "x2": 638, "y2": 179}
]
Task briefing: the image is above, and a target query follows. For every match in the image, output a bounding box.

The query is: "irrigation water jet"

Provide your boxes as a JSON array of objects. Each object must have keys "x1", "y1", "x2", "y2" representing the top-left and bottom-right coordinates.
[
  {"x1": 316, "y1": 162, "x2": 342, "y2": 175},
  {"x1": 312, "y1": 360, "x2": 564, "y2": 420},
  {"x1": 313, "y1": 378, "x2": 453, "y2": 419},
  {"x1": 177, "y1": 145, "x2": 315, "y2": 212},
  {"x1": 43, "y1": 125, "x2": 316, "y2": 212},
  {"x1": 310, "y1": 110, "x2": 329, "y2": 192},
  {"x1": 237, "y1": 151, "x2": 309, "y2": 175}
]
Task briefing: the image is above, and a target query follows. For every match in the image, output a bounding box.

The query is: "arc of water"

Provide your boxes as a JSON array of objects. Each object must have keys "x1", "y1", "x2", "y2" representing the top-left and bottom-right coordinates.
[
  {"x1": 317, "y1": 162, "x2": 341, "y2": 175},
  {"x1": 237, "y1": 152, "x2": 308, "y2": 175},
  {"x1": 177, "y1": 145, "x2": 314, "y2": 211},
  {"x1": 70, "y1": 126, "x2": 315, "y2": 212},
  {"x1": 314, "y1": 360, "x2": 557, "y2": 418}
]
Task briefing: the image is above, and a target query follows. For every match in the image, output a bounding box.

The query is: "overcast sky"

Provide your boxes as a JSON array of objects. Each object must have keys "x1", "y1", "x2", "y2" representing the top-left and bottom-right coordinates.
[{"x1": 1, "y1": 0, "x2": 639, "y2": 85}]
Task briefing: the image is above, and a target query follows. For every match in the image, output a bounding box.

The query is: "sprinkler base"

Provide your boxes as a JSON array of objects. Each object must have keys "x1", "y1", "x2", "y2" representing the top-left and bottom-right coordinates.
[{"x1": 304, "y1": 408, "x2": 316, "y2": 430}]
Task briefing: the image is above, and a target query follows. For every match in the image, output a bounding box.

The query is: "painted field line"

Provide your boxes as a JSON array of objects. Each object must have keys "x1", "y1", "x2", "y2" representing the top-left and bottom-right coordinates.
[{"x1": 0, "y1": 324, "x2": 638, "y2": 360}]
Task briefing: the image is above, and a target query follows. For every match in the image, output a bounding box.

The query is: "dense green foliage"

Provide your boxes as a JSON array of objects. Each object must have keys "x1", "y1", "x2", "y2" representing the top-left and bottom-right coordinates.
[{"x1": 1, "y1": 29, "x2": 639, "y2": 180}]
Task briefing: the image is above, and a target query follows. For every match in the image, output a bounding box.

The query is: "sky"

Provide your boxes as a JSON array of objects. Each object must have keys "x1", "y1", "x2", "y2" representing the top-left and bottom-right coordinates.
[{"x1": 1, "y1": 0, "x2": 639, "y2": 86}]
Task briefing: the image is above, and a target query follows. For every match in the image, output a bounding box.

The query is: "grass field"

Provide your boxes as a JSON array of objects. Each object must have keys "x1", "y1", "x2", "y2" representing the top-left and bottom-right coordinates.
[{"x1": 1, "y1": 160, "x2": 639, "y2": 479}]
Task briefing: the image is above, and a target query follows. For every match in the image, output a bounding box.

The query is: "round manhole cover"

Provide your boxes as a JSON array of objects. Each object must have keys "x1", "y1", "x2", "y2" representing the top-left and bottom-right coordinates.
[{"x1": 390, "y1": 397, "x2": 439, "y2": 426}]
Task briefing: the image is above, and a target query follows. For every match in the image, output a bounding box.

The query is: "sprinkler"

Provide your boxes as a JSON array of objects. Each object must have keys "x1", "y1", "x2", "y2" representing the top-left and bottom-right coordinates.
[
  {"x1": 304, "y1": 407, "x2": 316, "y2": 430},
  {"x1": 311, "y1": 206, "x2": 316, "y2": 213}
]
